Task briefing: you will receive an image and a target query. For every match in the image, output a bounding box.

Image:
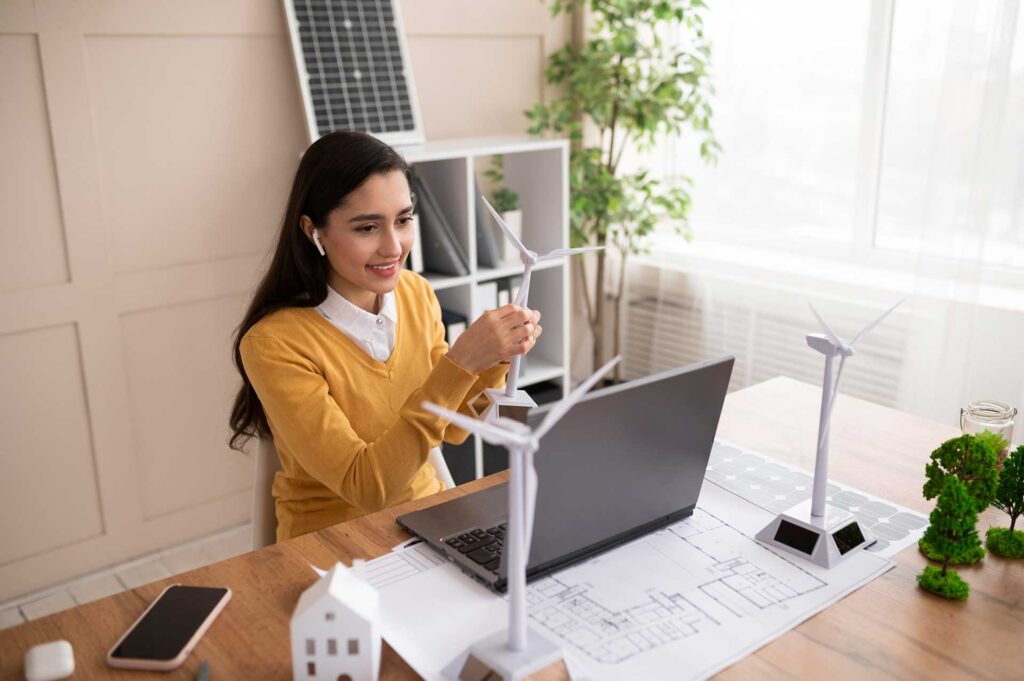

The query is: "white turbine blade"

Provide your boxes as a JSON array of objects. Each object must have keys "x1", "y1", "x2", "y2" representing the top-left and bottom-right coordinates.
[
  {"x1": 817, "y1": 355, "x2": 847, "y2": 451},
  {"x1": 537, "y1": 245, "x2": 605, "y2": 261},
  {"x1": 482, "y1": 196, "x2": 529, "y2": 254},
  {"x1": 534, "y1": 355, "x2": 622, "y2": 440},
  {"x1": 808, "y1": 303, "x2": 846, "y2": 350},
  {"x1": 850, "y1": 299, "x2": 904, "y2": 347},
  {"x1": 421, "y1": 401, "x2": 521, "y2": 447}
]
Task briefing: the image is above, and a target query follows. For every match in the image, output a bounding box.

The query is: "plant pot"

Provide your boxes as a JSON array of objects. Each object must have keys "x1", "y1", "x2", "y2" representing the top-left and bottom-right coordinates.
[{"x1": 499, "y1": 210, "x2": 523, "y2": 264}]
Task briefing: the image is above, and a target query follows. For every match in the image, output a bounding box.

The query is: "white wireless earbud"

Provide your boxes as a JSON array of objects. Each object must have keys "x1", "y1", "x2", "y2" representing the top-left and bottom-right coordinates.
[{"x1": 312, "y1": 230, "x2": 326, "y2": 256}]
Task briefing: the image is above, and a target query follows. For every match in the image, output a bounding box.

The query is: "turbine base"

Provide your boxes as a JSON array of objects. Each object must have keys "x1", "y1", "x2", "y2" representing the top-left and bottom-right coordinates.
[
  {"x1": 442, "y1": 628, "x2": 573, "y2": 681},
  {"x1": 755, "y1": 499, "x2": 874, "y2": 569}
]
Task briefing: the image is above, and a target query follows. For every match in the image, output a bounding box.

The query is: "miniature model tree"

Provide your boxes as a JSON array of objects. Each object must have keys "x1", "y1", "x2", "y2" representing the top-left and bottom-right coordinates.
[
  {"x1": 987, "y1": 444, "x2": 1024, "y2": 558},
  {"x1": 922, "y1": 434, "x2": 999, "y2": 512},
  {"x1": 920, "y1": 434, "x2": 997, "y2": 564},
  {"x1": 917, "y1": 476, "x2": 980, "y2": 601}
]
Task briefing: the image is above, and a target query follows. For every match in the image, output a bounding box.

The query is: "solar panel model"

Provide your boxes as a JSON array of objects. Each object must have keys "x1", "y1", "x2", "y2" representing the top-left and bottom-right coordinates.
[{"x1": 282, "y1": 0, "x2": 425, "y2": 146}]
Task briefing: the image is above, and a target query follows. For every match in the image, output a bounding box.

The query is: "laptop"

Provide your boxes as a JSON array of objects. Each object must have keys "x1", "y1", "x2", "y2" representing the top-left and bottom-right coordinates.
[{"x1": 396, "y1": 356, "x2": 734, "y2": 593}]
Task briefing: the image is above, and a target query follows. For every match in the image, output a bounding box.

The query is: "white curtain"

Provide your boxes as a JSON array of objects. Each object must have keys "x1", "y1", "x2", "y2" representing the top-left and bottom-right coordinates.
[
  {"x1": 880, "y1": 0, "x2": 1024, "y2": 436},
  {"x1": 630, "y1": 0, "x2": 1024, "y2": 445}
]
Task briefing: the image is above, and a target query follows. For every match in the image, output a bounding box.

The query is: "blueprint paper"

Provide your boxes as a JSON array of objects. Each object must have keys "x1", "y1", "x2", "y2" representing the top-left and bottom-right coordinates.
[{"x1": 369, "y1": 481, "x2": 895, "y2": 680}]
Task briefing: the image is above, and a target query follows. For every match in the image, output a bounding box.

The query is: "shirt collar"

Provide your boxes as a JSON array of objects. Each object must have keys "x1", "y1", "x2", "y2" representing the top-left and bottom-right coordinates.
[{"x1": 318, "y1": 286, "x2": 397, "y2": 339}]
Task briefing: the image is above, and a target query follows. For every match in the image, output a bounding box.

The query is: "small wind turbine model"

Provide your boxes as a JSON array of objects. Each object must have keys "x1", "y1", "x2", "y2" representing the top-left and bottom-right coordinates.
[
  {"x1": 424, "y1": 356, "x2": 621, "y2": 681},
  {"x1": 755, "y1": 300, "x2": 903, "y2": 568},
  {"x1": 473, "y1": 197, "x2": 604, "y2": 423}
]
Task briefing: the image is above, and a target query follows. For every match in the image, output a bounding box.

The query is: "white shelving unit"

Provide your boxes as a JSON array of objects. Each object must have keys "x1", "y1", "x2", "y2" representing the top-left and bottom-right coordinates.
[{"x1": 401, "y1": 136, "x2": 571, "y2": 480}]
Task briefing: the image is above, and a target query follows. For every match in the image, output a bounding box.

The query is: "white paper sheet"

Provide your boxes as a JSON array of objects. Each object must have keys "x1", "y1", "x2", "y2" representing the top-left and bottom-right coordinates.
[{"x1": 370, "y1": 482, "x2": 894, "y2": 680}]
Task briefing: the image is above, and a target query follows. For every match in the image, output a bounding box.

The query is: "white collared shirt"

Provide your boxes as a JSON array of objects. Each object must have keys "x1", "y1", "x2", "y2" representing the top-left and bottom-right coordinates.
[{"x1": 316, "y1": 286, "x2": 398, "y2": 362}]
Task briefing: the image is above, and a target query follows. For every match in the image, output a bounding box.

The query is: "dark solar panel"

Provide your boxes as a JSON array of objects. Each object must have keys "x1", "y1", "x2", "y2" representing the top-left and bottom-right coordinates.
[{"x1": 286, "y1": 0, "x2": 423, "y2": 143}]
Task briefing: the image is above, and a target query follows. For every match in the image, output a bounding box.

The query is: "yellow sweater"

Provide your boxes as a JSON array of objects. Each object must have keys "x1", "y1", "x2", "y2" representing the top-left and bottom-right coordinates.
[{"x1": 240, "y1": 270, "x2": 507, "y2": 541}]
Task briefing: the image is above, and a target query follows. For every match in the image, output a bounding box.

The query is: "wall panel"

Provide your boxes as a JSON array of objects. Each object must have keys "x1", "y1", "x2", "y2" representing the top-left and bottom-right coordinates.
[
  {"x1": 120, "y1": 294, "x2": 252, "y2": 519},
  {"x1": 0, "y1": 34, "x2": 69, "y2": 293},
  {"x1": 85, "y1": 34, "x2": 306, "y2": 273},
  {"x1": 0, "y1": 323, "x2": 102, "y2": 564}
]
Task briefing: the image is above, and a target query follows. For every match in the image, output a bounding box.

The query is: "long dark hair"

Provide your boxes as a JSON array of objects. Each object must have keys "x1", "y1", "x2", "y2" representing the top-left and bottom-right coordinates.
[{"x1": 228, "y1": 131, "x2": 409, "y2": 450}]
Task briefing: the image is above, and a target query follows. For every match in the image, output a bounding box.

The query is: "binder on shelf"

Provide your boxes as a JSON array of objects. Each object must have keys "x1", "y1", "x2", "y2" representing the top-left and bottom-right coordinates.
[
  {"x1": 474, "y1": 179, "x2": 503, "y2": 269},
  {"x1": 496, "y1": 277, "x2": 512, "y2": 307},
  {"x1": 441, "y1": 308, "x2": 468, "y2": 346},
  {"x1": 472, "y1": 281, "x2": 498, "y2": 321},
  {"x1": 409, "y1": 170, "x2": 469, "y2": 276}
]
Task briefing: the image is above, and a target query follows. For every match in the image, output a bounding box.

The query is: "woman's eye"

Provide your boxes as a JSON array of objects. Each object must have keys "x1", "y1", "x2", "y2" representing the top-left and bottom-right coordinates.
[
  {"x1": 397, "y1": 216, "x2": 414, "y2": 226},
  {"x1": 356, "y1": 224, "x2": 377, "y2": 233}
]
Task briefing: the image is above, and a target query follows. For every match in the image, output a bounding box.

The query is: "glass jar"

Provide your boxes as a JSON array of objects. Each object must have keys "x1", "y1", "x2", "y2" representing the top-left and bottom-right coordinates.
[{"x1": 960, "y1": 400, "x2": 1016, "y2": 462}]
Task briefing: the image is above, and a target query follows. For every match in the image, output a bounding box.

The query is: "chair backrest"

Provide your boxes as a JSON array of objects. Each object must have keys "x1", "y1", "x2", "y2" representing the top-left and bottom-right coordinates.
[
  {"x1": 252, "y1": 438, "x2": 282, "y2": 550},
  {"x1": 251, "y1": 441, "x2": 454, "y2": 550}
]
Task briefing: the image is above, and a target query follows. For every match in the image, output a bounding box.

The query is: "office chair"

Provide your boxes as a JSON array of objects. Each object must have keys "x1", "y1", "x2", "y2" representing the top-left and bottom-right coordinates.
[
  {"x1": 251, "y1": 441, "x2": 455, "y2": 549},
  {"x1": 252, "y1": 438, "x2": 282, "y2": 550}
]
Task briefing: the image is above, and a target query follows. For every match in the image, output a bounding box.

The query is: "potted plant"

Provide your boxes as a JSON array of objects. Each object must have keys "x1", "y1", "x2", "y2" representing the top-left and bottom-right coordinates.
[
  {"x1": 484, "y1": 155, "x2": 522, "y2": 265},
  {"x1": 526, "y1": 0, "x2": 719, "y2": 379}
]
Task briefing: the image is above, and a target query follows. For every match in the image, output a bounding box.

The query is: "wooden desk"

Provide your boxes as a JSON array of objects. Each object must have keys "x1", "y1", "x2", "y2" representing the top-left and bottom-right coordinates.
[{"x1": 2, "y1": 377, "x2": 1021, "y2": 680}]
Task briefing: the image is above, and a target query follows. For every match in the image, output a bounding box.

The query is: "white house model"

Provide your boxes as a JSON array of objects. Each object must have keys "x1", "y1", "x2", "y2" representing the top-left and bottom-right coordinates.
[{"x1": 291, "y1": 561, "x2": 381, "y2": 681}]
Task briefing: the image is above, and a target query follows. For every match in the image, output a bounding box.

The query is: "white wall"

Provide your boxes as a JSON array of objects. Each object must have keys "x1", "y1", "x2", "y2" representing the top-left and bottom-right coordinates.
[{"x1": 0, "y1": 0, "x2": 570, "y2": 600}]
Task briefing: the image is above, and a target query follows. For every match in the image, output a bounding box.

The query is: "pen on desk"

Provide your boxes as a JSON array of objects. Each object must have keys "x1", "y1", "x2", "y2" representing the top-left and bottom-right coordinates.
[{"x1": 196, "y1": 659, "x2": 210, "y2": 681}]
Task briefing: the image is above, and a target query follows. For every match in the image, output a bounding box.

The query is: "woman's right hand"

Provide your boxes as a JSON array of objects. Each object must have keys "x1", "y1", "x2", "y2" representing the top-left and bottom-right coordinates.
[{"x1": 447, "y1": 305, "x2": 541, "y2": 373}]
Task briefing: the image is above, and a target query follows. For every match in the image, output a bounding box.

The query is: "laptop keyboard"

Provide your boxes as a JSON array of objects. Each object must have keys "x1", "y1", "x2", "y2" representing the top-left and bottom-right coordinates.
[{"x1": 444, "y1": 523, "x2": 506, "y2": 574}]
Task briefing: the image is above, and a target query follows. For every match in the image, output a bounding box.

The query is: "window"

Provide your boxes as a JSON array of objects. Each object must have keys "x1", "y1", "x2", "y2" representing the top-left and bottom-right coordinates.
[
  {"x1": 305, "y1": 639, "x2": 315, "y2": 656},
  {"x1": 307, "y1": 661, "x2": 316, "y2": 676},
  {"x1": 651, "y1": 0, "x2": 1024, "y2": 276},
  {"x1": 874, "y1": 0, "x2": 1024, "y2": 267},
  {"x1": 325, "y1": 611, "x2": 335, "y2": 621},
  {"x1": 653, "y1": 0, "x2": 871, "y2": 246},
  {"x1": 327, "y1": 638, "x2": 337, "y2": 656},
  {"x1": 347, "y1": 638, "x2": 359, "y2": 655}
]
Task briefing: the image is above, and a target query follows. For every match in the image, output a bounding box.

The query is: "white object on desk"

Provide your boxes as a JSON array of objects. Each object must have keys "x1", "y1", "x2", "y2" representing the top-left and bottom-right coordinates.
[
  {"x1": 291, "y1": 561, "x2": 381, "y2": 681},
  {"x1": 24, "y1": 640, "x2": 74, "y2": 681},
  {"x1": 755, "y1": 300, "x2": 903, "y2": 568},
  {"x1": 474, "y1": 197, "x2": 603, "y2": 421},
  {"x1": 422, "y1": 356, "x2": 620, "y2": 681}
]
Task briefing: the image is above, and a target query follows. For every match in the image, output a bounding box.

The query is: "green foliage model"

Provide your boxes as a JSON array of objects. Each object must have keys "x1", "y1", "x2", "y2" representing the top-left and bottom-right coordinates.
[
  {"x1": 922, "y1": 434, "x2": 998, "y2": 513},
  {"x1": 526, "y1": 0, "x2": 718, "y2": 377},
  {"x1": 917, "y1": 476, "x2": 979, "y2": 600},
  {"x1": 987, "y1": 444, "x2": 1024, "y2": 558}
]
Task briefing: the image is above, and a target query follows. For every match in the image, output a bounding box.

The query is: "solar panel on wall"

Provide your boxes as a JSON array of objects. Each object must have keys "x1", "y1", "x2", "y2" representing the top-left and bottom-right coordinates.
[{"x1": 283, "y1": 0, "x2": 425, "y2": 146}]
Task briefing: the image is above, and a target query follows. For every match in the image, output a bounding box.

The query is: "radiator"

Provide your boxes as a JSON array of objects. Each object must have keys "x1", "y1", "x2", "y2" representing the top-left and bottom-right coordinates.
[{"x1": 622, "y1": 263, "x2": 908, "y2": 408}]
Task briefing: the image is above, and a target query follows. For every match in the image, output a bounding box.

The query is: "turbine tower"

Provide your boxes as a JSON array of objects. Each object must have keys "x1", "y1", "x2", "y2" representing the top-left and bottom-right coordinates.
[
  {"x1": 471, "y1": 198, "x2": 604, "y2": 423},
  {"x1": 425, "y1": 356, "x2": 621, "y2": 680}
]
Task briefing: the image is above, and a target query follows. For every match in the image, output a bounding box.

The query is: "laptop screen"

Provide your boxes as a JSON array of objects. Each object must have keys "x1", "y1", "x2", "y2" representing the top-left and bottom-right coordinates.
[{"x1": 523, "y1": 356, "x2": 734, "y2": 573}]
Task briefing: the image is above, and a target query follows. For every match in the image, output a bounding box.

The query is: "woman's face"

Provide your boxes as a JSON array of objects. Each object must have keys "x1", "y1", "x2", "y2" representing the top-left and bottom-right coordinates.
[{"x1": 311, "y1": 170, "x2": 415, "y2": 311}]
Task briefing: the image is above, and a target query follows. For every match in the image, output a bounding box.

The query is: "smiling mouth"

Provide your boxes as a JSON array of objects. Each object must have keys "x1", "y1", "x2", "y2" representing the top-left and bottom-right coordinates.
[{"x1": 367, "y1": 262, "x2": 399, "y2": 273}]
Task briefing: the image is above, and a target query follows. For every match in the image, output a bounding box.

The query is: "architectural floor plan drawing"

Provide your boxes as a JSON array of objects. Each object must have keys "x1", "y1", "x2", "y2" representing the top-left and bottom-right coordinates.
[
  {"x1": 526, "y1": 507, "x2": 827, "y2": 665},
  {"x1": 373, "y1": 469, "x2": 896, "y2": 680}
]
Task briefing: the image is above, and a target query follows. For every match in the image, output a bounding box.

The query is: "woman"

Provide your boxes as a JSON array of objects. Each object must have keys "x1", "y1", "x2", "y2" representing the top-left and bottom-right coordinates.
[{"x1": 229, "y1": 131, "x2": 542, "y2": 541}]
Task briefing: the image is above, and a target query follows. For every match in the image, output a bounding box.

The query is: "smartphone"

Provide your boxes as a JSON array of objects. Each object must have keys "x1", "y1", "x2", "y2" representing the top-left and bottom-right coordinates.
[{"x1": 106, "y1": 584, "x2": 231, "y2": 671}]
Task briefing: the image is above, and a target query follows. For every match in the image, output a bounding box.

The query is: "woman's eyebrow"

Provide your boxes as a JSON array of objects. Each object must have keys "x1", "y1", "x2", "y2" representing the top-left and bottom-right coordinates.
[{"x1": 347, "y1": 206, "x2": 414, "y2": 222}]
